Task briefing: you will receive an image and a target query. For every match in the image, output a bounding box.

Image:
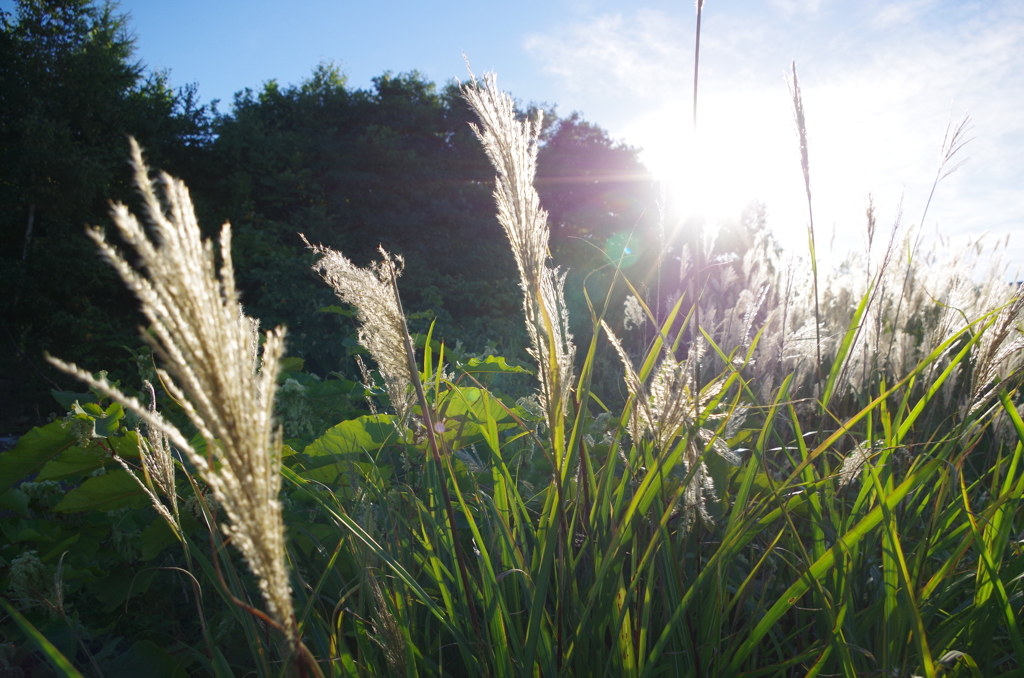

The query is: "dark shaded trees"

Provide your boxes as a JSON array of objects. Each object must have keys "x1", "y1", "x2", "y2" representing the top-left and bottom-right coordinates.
[
  {"x1": 205, "y1": 69, "x2": 667, "y2": 380},
  {"x1": 537, "y1": 112, "x2": 653, "y2": 254},
  {"x1": 205, "y1": 66, "x2": 526, "y2": 375},
  {"x1": 0, "y1": 0, "x2": 210, "y2": 429}
]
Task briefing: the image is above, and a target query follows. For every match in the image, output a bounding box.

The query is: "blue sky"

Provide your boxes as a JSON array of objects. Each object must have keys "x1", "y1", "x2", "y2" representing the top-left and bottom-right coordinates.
[{"x1": 7, "y1": 0, "x2": 1023, "y2": 269}]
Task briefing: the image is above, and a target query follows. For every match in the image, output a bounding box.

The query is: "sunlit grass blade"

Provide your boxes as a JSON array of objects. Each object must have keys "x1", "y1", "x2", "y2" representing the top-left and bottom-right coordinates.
[
  {"x1": 820, "y1": 284, "x2": 871, "y2": 412},
  {"x1": 865, "y1": 457, "x2": 936, "y2": 678},
  {"x1": 0, "y1": 596, "x2": 85, "y2": 678},
  {"x1": 725, "y1": 457, "x2": 942, "y2": 675}
]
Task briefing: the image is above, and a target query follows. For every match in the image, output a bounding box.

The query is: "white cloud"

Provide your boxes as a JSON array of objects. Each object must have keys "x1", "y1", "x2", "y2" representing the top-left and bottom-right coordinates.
[
  {"x1": 871, "y1": 0, "x2": 941, "y2": 29},
  {"x1": 523, "y1": 9, "x2": 689, "y2": 100},
  {"x1": 770, "y1": 0, "x2": 823, "y2": 16}
]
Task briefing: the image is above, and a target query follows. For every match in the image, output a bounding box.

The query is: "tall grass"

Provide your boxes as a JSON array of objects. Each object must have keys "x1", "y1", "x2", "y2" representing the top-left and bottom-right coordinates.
[{"x1": 40, "y1": 41, "x2": 1024, "y2": 678}]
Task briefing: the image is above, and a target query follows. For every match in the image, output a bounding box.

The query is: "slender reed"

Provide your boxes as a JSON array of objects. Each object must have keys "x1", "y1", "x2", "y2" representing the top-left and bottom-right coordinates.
[
  {"x1": 788, "y1": 61, "x2": 824, "y2": 386},
  {"x1": 305, "y1": 240, "x2": 483, "y2": 640},
  {"x1": 302, "y1": 237, "x2": 415, "y2": 425},
  {"x1": 691, "y1": 0, "x2": 706, "y2": 406},
  {"x1": 886, "y1": 113, "x2": 973, "y2": 366}
]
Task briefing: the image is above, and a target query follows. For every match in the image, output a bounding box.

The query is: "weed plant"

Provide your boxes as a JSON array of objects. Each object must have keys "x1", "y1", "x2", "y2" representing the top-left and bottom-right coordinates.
[{"x1": 3, "y1": 34, "x2": 1024, "y2": 678}]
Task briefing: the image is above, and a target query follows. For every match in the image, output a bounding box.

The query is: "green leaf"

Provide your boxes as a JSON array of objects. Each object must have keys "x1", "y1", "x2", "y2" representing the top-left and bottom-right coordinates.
[
  {"x1": 14, "y1": 527, "x2": 49, "y2": 542},
  {"x1": 0, "y1": 487, "x2": 29, "y2": 514},
  {"x1": 54, "y1": 469, "x2": 147, "y2": 513},
  {"x1": 436, "y1": 386, "x2": 516, "y2": 450},
  {"x1": 37, "y1": 446, "x2": 111, "y2": 481},
  {"x1": 0, "y1": 421, "x2": 78, "y2": 493},
  {"x1": 317, "y1": 304, "x2": 354, "y2": 317},
  {"x1": 306, "y1": 378, "x2": 361, "y2": 401},
  {"x1": 51, "y1": 390, "x2": 98, "y2": 411},
  {"x1": 189, "y1": 431, "x2": 207, "y2": 458},
  {"x1": 279, "y1": 356, "x2": 305, "y2": 373},
  {"x1": 299, "y1": 460, "x2": 390, "y2": 489},
  {"x1": 304, "y1": 414, "x2": 399, "y2": 458},
  {"x1": 40, "y1": 533, "x2": 81, "y2": 562},
  {"x1": 458, "y1": 355, "x2": 532, "y2": 375},
  {"x1": 140, "y1": 517, "x2": 179, "y2": 561},
  {"x1": 93, "y1": 402, "x2": 124, "y2": 437},
  {"x1": 107, "y1": 431, "x2": 142, "y2": 459}
]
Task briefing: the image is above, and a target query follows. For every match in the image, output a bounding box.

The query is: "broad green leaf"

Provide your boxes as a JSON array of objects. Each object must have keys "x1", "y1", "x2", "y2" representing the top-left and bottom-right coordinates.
[
  {"x1": 50, "y1": 389, "x2": 98, "y2": 411},
  {"x1": 304, "y1": 414, "x2": 399, "y2": 458},
  {"x1": 317, "y1": 304, "x2": 354, "y2": 317},
  {"x1": 306, "y1": 378, "x2": 362, "y2": 401},
  {"x1": 189, "y1": 431, "x2": 207, "y2": 459},
  {"x1": 0, "y1": 421, "x2": 78, "y2": 493},
  {"x1": 140, "y1": 518, "x2": 178, "y2": 561},
  {"x1": 14, "y1": 527, "x2": 49, "y2": 542},
  {"x1": 37, "y1": 446, "x2": 111, "y2": 481},
  {"x1": 299, "y1": 460, "x2": 389, "y2": 487},
  {"x1": 279, "y1": 356, "x2": 305, "y2": 373},
  {"x1": 0, "y1": 487, "x2": 29, "y2": 514},
  {"x1": 106, "y1": 431, "x2": 142, "y2": 459},
  {"x1": 436, "y1": 386, "x2": 516, "y2": 450},
  {"x1": 53, "y1": 469, "x2": 148, "y2": 512},
  {"x1": 92, "y1": 402, "x2": 124, "y2": 437},
  {"x1": 106, "y1": 639, "x2": 187, "y2": 678},
  {"x1": 40, "y1": 533, "x2": 81, "y2": 563}
]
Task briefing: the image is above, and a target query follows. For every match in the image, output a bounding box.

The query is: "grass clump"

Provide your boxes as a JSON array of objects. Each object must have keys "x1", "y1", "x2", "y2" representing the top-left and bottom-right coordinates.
[{"x1": 9, "y1": 48, "x2": 1023, "y2": 678}]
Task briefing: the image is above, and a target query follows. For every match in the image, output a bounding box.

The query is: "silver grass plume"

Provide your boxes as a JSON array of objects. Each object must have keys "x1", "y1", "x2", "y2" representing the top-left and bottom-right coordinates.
[
  {"x1": 462, "y1": 71, "x2": 575, "y2": 428},
  {"x1": 368, "y1": 573, "x2": 407, "y2": 675},
  {"x1": 837, "y1": 439, "x2": 876, "y2": 489},
  {"x1": 967, "y1": 289, "x2": 1024, "y2": 415},
  {"x1": 47, "y1": 139, "x2": 296, "y2": 642},
  {"x1": 303, "y1": 238, "x2": 415, "y2": 426},
  {"x1": 624, "y1": 295, "x2": 647, "y2": 331},
  {"x1": 115, "y1": 380, "x2": 182, "y2": 539},
  {"x1": 602, "y1": 321, "x2": 740, "y2": 528}
]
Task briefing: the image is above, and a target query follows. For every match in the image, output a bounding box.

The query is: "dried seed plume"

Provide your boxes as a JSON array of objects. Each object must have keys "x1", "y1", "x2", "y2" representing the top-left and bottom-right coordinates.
[
  {"x1": 462, "y1": 71, "x2": 575, "y2": 427},
  {"x1": 48, "y1": 138, "x2": 296, "y2": 641},
  {"x1": 303, "y1": 238, "x2": 415, "y2": 425}
]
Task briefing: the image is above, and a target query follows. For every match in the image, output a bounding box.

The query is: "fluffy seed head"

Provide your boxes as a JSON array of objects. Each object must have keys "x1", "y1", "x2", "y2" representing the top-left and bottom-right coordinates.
[
  {"x1": 462, "y1": 71, "x2": 575, "y2": 422},
  {"x1": 48, "y1": 139, "x2": 295, "y2": 641},
  {"x1": 304, "y1": 238, "x2": 415, "y2": 425},
  {"x1": 602, "y1": 321, "x2": 740, "y2": 528}
]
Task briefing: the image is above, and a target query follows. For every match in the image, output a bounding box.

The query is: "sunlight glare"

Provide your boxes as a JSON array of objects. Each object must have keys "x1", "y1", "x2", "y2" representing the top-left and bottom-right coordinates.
[
  {"x1": 625, "y1": 85, "x2": 909, "y2": 260},
  {"x1": 630, "y1": 89, "x2": 798, "y2": 237}
]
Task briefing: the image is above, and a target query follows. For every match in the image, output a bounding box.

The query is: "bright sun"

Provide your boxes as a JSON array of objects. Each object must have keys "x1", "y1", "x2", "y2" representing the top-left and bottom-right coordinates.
[
  {"x1": 628, "y1": 86, "x2": 911, "y2": 260},
  {"x1": 627, "y1": 90, "x2": 810, "y2": 251}
]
